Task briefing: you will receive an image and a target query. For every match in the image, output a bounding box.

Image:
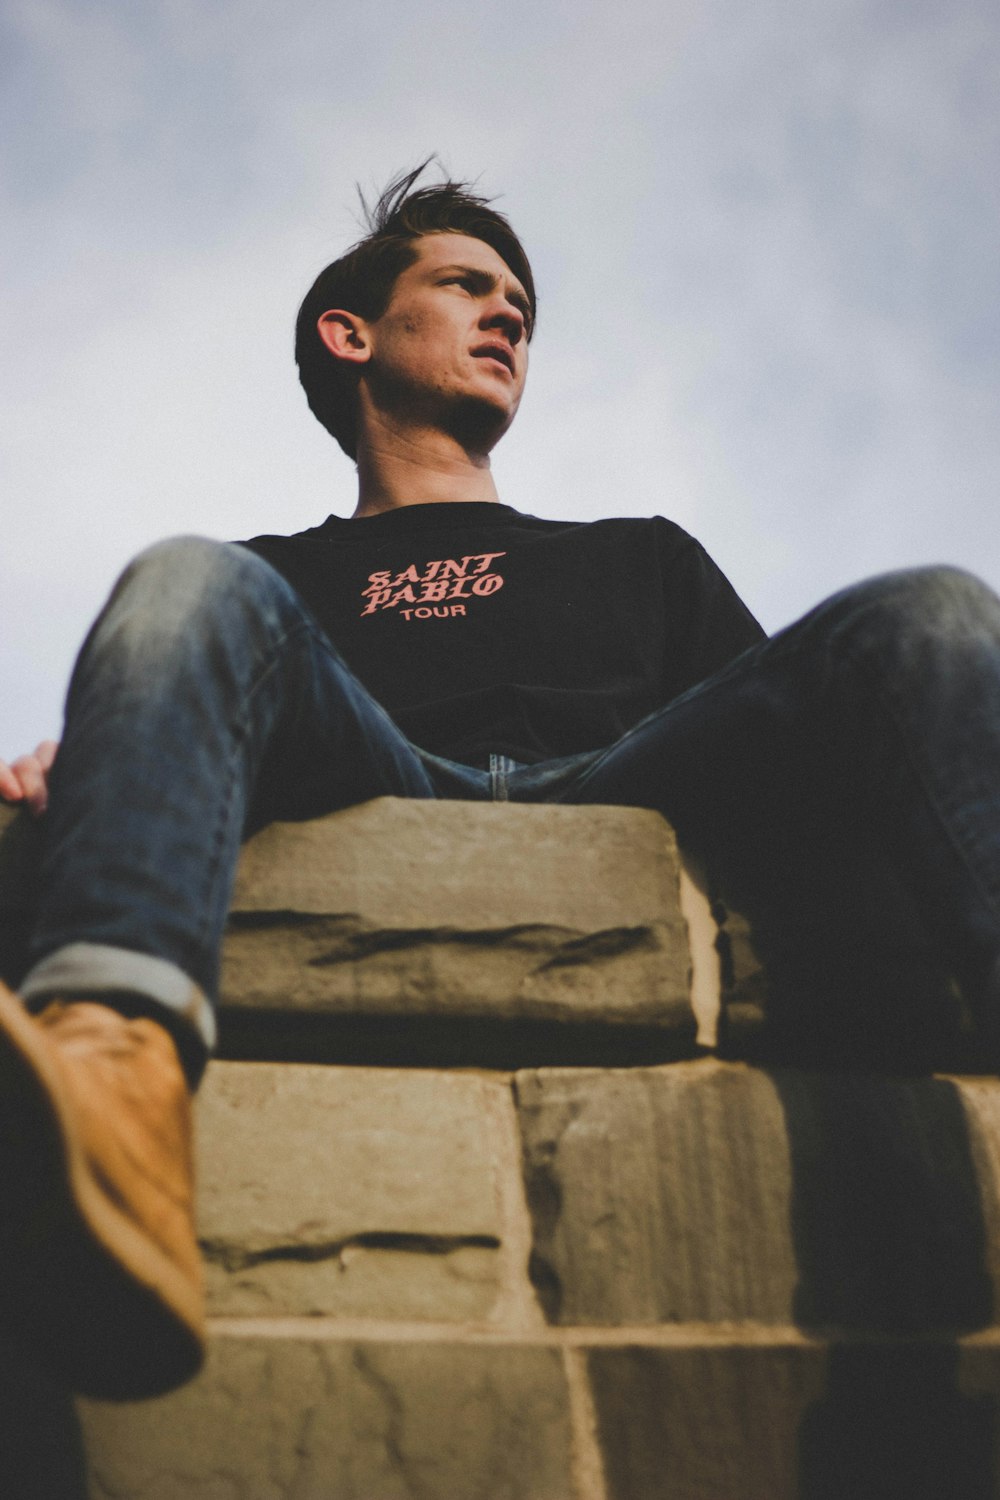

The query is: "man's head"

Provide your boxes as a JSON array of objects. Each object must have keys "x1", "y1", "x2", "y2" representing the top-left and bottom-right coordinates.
[{"x1": 295, "y1": 164, "x2": 536, "y2": 460}]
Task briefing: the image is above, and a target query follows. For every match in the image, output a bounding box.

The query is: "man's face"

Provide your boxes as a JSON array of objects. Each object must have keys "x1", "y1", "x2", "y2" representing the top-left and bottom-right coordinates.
[{"x1": 362, "y1": 231, "x2": 531, "y2": 450}]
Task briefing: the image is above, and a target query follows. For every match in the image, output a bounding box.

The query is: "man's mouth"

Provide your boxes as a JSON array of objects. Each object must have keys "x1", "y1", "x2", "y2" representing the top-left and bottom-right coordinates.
[{"x1": 472, "y1": 343, "x2": 515, "y2": 375}]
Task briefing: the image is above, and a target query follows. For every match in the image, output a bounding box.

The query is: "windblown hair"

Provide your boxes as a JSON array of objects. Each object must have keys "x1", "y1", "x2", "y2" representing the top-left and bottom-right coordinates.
[{"x1": 295, "y1": 161, "x2": 536, "y2": 459}]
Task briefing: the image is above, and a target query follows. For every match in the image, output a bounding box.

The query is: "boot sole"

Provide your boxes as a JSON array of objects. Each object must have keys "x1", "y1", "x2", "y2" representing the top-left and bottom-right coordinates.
[{"x1": 0, "y1": 986, "x2": 205, "y2": 1400}]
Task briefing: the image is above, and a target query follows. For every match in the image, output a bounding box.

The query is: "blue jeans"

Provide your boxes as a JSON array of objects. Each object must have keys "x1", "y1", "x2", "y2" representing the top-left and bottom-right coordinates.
[{"x1": 21, "y1": 537, "x2": 1000, "y2": 1079}]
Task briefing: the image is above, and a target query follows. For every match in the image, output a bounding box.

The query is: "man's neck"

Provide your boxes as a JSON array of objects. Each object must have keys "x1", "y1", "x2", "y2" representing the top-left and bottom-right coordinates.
[{"x1": 351, "y1": 412, "x2": 503, "y2": 519}]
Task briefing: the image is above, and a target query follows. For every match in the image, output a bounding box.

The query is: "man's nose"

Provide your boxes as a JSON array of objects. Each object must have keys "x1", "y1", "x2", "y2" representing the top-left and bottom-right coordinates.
[{"x1": 483, "y1": 298, "x2": 525, "y2": 344}]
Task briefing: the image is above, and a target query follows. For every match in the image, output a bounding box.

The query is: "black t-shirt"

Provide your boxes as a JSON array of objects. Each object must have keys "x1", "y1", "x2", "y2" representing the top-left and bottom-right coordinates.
[{"x1": 241, "y1": 501, "x2": 764, "y2": 766}]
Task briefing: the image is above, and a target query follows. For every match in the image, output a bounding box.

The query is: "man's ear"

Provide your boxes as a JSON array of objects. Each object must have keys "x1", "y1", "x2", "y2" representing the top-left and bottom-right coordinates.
[{"x1": 316, "y1": 310, "x2": 372, "y2": 366}]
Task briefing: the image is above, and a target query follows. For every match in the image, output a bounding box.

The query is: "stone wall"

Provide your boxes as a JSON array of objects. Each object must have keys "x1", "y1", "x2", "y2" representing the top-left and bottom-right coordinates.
[{"x1": 3, "y1": 800, "x2": 1000, "y2": 1498}]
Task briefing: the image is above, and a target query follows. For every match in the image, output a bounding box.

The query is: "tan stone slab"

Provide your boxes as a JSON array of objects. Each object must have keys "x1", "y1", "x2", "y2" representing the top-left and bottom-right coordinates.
[
  {"x1": 196, "y1": 1061, "x2": 508, "y2": 1321},
  {"x1": 231, "y1": 799, "x2": 682, "y2": 931},
  {"x1": 516, "y1": 1059, "x2": 1000, "y2": 1329},
  {"x1": 80, "y1": 1336, "x2": 574, "y2": 1500},
  {"x1": 0, "y1": 798, "x2": 698, "y2": 1057},
  {"x1": 222, "y1": 799, "x2": 694, "y2": 1031},
  {"x1": 0, "y1": 798, "x2": 696, "y2": 1041}
]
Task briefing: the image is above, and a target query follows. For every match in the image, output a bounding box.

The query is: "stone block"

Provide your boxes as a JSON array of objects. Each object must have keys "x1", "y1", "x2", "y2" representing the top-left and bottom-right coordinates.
[
  {"x1": 196, "y1": 1061, "x2": 508, "y2": 1320},
  {"x1": 0, "y1": 798, "x2": 699, "y2": 1061},
  {"x1": 588, "y1": 1340, "x2": 1000, "y2": 1500},
  {"x1": 80, "y1": 1336, "x2": 574, "y2": 1500},
  {"x1": 589, "y1": 1343, "x2": 824, "y2": 1500},
  {"x1": 231, "y1": 798, "x2": 678, "y2": 932},
  {"x1": 516, "y1": 1059, "x2": 1000, "y2": 1329},
  {"x1": 222, "y1": 800, "x2": 695, "y2": 1039}
]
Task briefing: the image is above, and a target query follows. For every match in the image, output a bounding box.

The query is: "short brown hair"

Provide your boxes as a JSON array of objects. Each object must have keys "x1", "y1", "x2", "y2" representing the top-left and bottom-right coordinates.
[{"x1": 295, "y1": 162, "x2": 536, "y2": 459}]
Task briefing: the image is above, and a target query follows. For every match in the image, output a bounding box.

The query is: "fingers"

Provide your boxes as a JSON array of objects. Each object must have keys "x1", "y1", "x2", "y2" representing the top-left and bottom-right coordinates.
[
  {"x1": 35, "y1": 739, "x2": 59, "y2": 777},
  {"x1": 0, "y1": 761, "x2": 22, "y2": 803},
  {"x1": 0, "y1": 740, "x2": 60, "y2": 817},
  {"x1": 7, "y1": 750, "x2": 49, "y2": 816}
]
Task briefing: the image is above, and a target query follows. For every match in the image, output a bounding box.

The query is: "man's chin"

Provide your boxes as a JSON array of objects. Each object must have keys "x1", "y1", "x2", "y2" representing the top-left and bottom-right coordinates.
[{"x1": 448, "y1": 394, "x2": 519, "y2": 453}]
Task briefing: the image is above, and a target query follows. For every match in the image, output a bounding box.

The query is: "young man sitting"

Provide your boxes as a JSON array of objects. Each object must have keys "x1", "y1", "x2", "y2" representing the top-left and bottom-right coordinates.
[{"x1": 3, "y1": 166, "x2": 1000, "y2": 1400}]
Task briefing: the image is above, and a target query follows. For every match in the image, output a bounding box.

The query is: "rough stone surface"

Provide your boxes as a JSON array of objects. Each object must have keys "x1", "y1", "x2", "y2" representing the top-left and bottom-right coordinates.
[
  {"x1": 221, "y1": 799, "x2": 694, "y2": 1030},
  {"x1": 231, "y1": 799, "x2": 681, "y2": 932},
  {"x1": 589, "y1": 1343, "x2": 825, "y2": 1500},
  {"x1": 0, "y1": 804, "x2": 767, "y2": 1062},
  {"x1": 80, "y1": 1336, "x2": 574, "y2": 1500},
  {"x1": 196, "y1": 1061, "x2": 507, "y2": 1320},
  {"x1": 0, "y1": 796, "x2": 699, "y2": 1056},
  {"x1": 589, "y1": 1340, "x2": 1000, "y2": 1500},
  {"x1": 516, "y1": 1059, "x2": 999, "y2": 1329}
]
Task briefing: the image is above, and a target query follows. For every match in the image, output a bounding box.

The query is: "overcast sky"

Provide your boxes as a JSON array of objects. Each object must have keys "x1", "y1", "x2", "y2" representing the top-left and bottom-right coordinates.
[{"x1": 2, "y1": 0, "x2": 998, "y2": 759}]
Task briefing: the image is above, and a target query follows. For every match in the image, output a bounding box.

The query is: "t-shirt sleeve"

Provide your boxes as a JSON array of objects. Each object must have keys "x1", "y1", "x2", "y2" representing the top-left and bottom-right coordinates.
[{"x1": 658, "y1": 524, "x2": 767, "y2": 699}]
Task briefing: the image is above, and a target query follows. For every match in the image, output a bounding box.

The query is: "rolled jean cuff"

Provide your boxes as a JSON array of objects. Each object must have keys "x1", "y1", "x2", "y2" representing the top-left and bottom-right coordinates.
[{"x1": 20, "y1": 942, "x2": 216, "y2": 1085}]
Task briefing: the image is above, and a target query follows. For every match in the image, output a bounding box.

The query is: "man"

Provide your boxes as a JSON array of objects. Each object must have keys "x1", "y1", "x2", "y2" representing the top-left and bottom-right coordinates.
[{"x1": 3, "y1": 166, "x2": 1000, "y2": 1401}]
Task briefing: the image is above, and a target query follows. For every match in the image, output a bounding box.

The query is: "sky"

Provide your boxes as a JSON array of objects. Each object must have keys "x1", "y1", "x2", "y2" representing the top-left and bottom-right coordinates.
[{"x1": 2, "y1": 0, "x2": 998, "y2": 760}]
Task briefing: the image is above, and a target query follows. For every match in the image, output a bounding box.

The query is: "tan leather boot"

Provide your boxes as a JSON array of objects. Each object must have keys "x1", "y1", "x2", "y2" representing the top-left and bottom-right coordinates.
[{"x1": 0, "y1": 984, "x2": 205, "y2": 1399}]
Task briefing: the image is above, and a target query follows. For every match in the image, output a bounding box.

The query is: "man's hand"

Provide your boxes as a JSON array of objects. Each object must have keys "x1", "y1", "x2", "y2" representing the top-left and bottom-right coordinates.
[{"x1": 0, "y1": 740, "x2": 59, "y2": 817}]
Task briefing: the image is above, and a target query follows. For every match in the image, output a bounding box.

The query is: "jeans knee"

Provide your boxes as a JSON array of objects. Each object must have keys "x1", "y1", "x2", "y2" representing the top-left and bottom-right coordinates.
[
  {"x1": 870, "y1": 564, "x2": 996, "y2": 622},
  {"x1": 120, "y1": 534, "x2": 288, "y2": 620},
  {"x1": 120, "y1": 536, "x2": 257, "y2": 607},
  {"x1": 826, "y1": 565, "x2": 1000, "y2": 662},
  {"x1": 85, "y1": 537, "x2": 288, "y2": 678}
]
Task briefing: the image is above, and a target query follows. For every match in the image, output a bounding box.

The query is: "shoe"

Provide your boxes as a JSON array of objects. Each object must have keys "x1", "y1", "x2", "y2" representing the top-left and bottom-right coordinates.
[{"x1": 0, "y1": 986, "x2": 205, "y2": 1400}]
